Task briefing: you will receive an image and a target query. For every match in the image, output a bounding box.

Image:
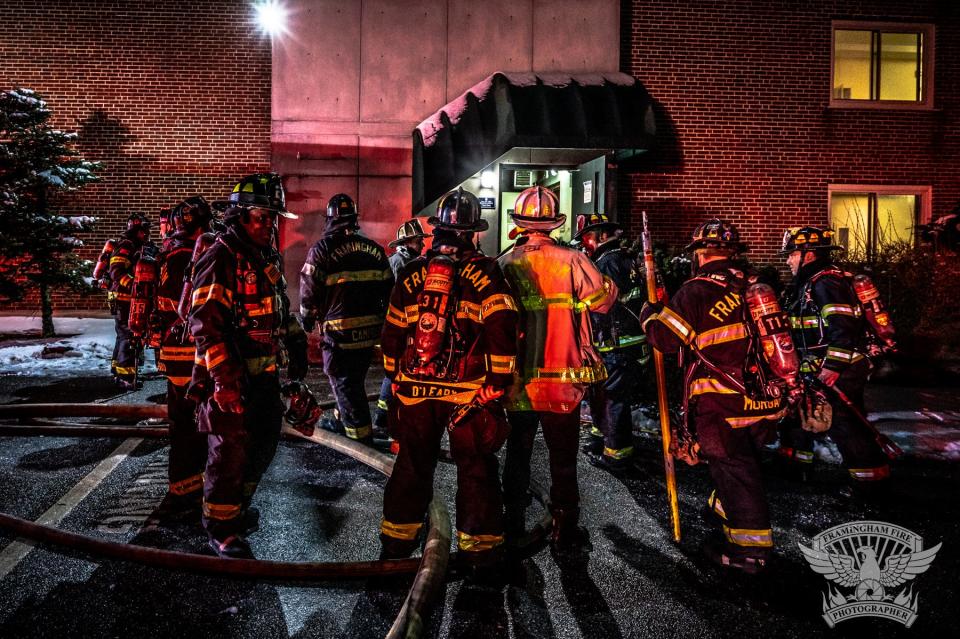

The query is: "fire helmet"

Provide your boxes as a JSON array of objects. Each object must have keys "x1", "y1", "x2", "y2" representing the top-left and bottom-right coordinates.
[
  {"x1": 573, "y1": 213, "x2": 621, "y2": 241},
  {"x1": 510, "y1": 186, "x2": 565, "y2": 231},
  {"x1": 170, "y1": 195, "x2": 213, "y2": 235},
  {"x1": 684, "y1": 218, "x2": 749, "y2": 253},
  {"x1": 215, "y1": 173, "x2": 297, "y2": 219},
  {"x1": 779, "y1": 226, "x2": 843, "y2": 254},
  {"x1": 281, "y1": 381, "x2": 322, "y2": 436},
  {"x1": 326, "y1": 193, "x2": 358, "y2": 220},
  {"x1": 388, "y1": 218, "x2": 431, "y2": 248},
  {"x1": 126, "y1": 213, "x2": 151, "y2": 232},
  {"x1": 429, "y1": 187, "x2": 488, "y2": 232}
]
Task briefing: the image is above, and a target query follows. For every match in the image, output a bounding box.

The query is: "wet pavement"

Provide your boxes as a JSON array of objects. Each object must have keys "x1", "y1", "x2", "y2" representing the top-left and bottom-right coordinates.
[{"x1": 0, "y1": 361, "x2": 958, "y2": 638}]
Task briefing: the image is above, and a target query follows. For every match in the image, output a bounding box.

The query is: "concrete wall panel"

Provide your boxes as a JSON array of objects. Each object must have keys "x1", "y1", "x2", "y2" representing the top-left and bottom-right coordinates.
[
  {"x1": 446, "y1": 0, "x2": 533, "y2": 100},
  {"x1": 359, "y1": 176, "x2": 414, "y2": 247},
  {"x1": 360, "y1": 0, "x2": 447, "y2": 122},
  {"x1": 272, "y1": 136, "x2": 360, "y2": 177},
  {"x1": 273, "y1": 1, "x2": 361, "y2": 122},
  {"x1": 358, "y1": 136, "x2": 413, "y2": 177},
  {"x1": 533, "y1": 0, "x2": 619, "y2": 72}
]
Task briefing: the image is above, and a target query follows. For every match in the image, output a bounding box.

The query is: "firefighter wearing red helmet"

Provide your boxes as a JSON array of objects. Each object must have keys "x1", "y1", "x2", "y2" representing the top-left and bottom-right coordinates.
[
  {"x1": 108, "y1": 213, "x2": 154, "y2": 389},
  {"x1": 640, "y1": 219, "x2": 783, "y2": 574},
  {"x1": 575, "y1": 213, "x2": 651, "y2": 474},
  {"x1": 188, "y1": 173, "x2": 308, "y2": 558},
  {"x1": 152, "y1": 196, "x2": 214, "y2": 521},
  {"x1": 299, "y1": 193, "x2": 393, "y2": 445},
  {"x1": 499, "y1": 186, "x2": 617, "y2": 552},
  {"x1": 379, "y1": 187, "x2": 518, "y2": 569},
  {"x1": 777, "y1": 226, "x2": 891, "y2": 493}
]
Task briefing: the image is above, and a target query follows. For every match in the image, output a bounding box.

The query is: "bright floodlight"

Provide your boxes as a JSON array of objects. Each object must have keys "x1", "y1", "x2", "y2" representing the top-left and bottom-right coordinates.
[
  {"x1": 254, "y1": 0, "x2": 288, "y2": 37},
  {"x1": 480, "y1": 170, "x2": 497, "y2": 189}
]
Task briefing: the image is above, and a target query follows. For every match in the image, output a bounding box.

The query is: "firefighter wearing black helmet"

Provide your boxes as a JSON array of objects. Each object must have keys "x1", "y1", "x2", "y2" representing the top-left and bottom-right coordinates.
[
  {"x1": 778, "y1": 226, "x2": 890, "y2": 492},
  {"x1": 153, "y1": 196, "x2": 214, "y2": 520},
  {"x1": 575, "y1": 213, "x2": 650, "y2": 474},
  {"x1": 108, "y1": 213, "x2": 154, "y2": 389},
  {"x1": 299, "y1": 193, "x2": 393, "y2": 445},
  {"x1": 374, "y1": 218, "x2": 433, "y2": 435},
  {"x1": 640, "y1": 219, "x2": 782, "y2": 574},
  {"x1": 188, "y1": 173, "x2": 308, "y2": 558},
  {"x1": 379, "y1": 187, "x2": 518, "y2": 569}
]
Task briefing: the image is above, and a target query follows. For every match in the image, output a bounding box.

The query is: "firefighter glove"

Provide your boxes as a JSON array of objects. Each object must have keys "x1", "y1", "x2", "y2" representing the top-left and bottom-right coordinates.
[
  {"x1": 817, "y1": 367, "x2": 840, "y2": 388},
  {"x1": 213, "y1": 381, "x2": 243, "y2": 414},
  {"x1": 476, "y1": 384, "x2": 505, "y2": 404}
]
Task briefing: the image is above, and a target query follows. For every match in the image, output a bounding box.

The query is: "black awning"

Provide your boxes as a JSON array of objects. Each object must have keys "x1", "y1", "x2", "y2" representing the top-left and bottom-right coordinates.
[{"x1": 412, "y1": 72, "x2": 656, "y2": 214}]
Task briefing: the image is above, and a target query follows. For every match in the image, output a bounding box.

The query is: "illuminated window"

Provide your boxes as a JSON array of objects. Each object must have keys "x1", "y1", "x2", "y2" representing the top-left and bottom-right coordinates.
[
  {"x1": 828, "y1": 186, "x2": 931, "y2": 260},
  {"x1": 831, "y1": 21, "x2": 934, "y2": 109}
]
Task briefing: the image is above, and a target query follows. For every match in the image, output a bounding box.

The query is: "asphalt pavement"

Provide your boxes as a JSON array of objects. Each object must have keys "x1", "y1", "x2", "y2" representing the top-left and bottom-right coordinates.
[{"x1": 0, "y1": 361, "x2": 958, "y2": 638}]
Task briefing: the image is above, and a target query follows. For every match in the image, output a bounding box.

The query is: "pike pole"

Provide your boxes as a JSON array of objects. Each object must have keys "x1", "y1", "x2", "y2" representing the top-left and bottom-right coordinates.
[{"x1": 641, "y1": 211, "x2": 681, "y2": 542}]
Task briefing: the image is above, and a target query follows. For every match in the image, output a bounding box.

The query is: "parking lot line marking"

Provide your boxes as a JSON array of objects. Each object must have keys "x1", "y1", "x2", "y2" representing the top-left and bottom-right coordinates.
[{"x1": 0, "y1": 437, "x2": 143, "y2": 578}]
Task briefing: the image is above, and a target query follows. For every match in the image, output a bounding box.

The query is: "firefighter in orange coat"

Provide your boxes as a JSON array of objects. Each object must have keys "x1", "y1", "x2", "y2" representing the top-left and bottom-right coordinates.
[
  {"x1": 499, "y1": 186, "x2": 617, "y2": 551},
  {"x1": 108, "y1": 213, "x2": 153, "y2": 389},
  {"x1": 379, "y1": 188, "x2": 518, "y2": 565},
  {"x1": 640, "y1": 219, "x2": 782, "y2": 574},
  {"x1": 189, "y1": 174, "x2": 307, "y2": 558},
  {"x1": 154, "y1": 196, "x2": 213, "y2": 520}
]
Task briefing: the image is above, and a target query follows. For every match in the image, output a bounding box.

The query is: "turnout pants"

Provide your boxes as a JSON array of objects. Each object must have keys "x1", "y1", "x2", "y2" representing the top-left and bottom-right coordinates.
[
  {"x1": 589, "y1": 350, "x2": 645, "y2": 460},
  {"x1": 166, "y1": 381, "x2": 206, "y2": 499},
  {"x1": 381, "y1": 399, "x2": 504, "y2": 558},
  {"x1": 322, "y1": 344, "x2": 374, "y2": 441},
  {"x1": 111, "y1": 303, "x2": 138, "y2": 382},
  {"x1": 198, "y1": 374, "x2": 283, "y2": 541},
  {"x1": 503, "y1": 409, "x2": 581, "y2": 517},
  {"x1": 695, "y1": 400, "x2": 774, "y2": 555},
  {"x1": 779, "y1": 361, "x2": 890, "y2": 482}
]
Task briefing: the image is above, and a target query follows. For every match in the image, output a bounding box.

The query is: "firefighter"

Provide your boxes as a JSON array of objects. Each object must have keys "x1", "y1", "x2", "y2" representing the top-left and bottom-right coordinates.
[
  {"x1": 374, "y1": 219, "x2": 433, "y2": 436},
  {"x1": 108, "y1": 213, "x2": 153, "y2": 389},
  {"x1": 153, "y1": 196, "x2": 213, "y2": 520},
  {"x1": 499, "y1": 186, "x2": 617, "y2": 551},
  {"x1": 379, "y1": 187, "x2": 518, "y2": 568},
  {"x1": 777, "y1": 226, "x2": 890, "y2": 492},
  {"x1": 574, "y1": 214, "x2": 650, "y2": 473},
  {"x1": 158, "y1": 207, "x2": 173, "y2": 242},
  {"x1": 640, "y1": 219, "x2": 781, "y2": 574},
  {"x1": 299, "y1": 194, "x2": 393, "y2": 445},
  {"x1": 189, "y1": 173, "x2": 307, "y2": 558}
]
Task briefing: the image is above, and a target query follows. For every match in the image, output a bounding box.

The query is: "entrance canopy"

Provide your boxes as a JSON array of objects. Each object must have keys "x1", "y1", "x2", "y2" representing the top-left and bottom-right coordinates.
[{"x1": 412, "y1": 72, "x2": 656, "y2": 215}]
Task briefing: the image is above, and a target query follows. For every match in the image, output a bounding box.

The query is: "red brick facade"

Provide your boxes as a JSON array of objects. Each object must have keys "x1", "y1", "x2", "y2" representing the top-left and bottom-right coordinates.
[
  {"x1": 0, "y1": 0, "x2": 271, "y2": 311},
  {"x1": 619, "y1": 0, "x2": 960, "y2": 263}
]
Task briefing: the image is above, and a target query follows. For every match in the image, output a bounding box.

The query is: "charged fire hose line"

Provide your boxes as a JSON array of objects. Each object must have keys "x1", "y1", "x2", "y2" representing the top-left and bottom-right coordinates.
[
  {"x1": 386, "y1": 498, "x2": 452, "y2": 639},
  {"x1": 0, "y1": 393, "x2": 380, "y2": 422},
  {"x1": 0, "y1": 512, "x2": 420, "y2": 580},
  {"x1": 0, "y1": 421, "x2": 170, "y2": 438}
]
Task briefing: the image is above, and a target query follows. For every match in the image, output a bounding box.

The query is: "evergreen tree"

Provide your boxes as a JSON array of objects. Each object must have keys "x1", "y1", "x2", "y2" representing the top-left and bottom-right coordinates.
[{"x1": 0, "y1": 87, "x2": 101, "y2": 336}]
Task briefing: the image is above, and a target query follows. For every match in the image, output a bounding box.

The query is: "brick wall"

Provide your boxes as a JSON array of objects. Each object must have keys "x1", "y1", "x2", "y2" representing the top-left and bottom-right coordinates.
[
  {"x1": 0, "y1": 0, "x2": 271, "y2": 311},
  {"x1": 619, "y1": 0, "x2": 960, "y2": 265}
]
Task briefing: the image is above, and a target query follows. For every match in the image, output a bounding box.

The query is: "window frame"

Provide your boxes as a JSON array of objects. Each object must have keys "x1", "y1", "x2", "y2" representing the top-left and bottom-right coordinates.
[
  {"x1": 830, "y1": 20, "x2": 936, "y2": 111},
  {"x1": 827, "y1": 184, "x2": 931, "y2": 259}
]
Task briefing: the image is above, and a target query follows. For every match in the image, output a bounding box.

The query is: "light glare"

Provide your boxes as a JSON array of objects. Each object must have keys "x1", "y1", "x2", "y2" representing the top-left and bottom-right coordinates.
[
  {"x1": 480, "y1": 170, "x2": 497, "y2": 189},
  {"x1": 254, "y1": 0, "x2": 288, "y2": 37}
]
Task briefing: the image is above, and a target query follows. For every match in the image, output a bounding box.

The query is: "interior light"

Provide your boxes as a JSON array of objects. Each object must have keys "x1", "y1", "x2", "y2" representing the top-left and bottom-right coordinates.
[
  {"x1": 480, "y1": 170, "x2": 497, "y2": 189},
  {"x1": 253, "y1": 0, "x2": 288, "y2": 37}
]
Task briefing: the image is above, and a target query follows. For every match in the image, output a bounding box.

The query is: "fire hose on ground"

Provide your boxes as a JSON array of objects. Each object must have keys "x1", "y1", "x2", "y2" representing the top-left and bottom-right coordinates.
[{"x1": 0, "y1": 401, "x2": 551, "y2": 638}]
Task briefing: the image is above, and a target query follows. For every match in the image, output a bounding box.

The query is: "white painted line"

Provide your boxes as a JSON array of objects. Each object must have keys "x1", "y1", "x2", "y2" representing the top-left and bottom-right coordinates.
[{"x1": 0, "y1": 437, "x2": 143, "y2": 579}]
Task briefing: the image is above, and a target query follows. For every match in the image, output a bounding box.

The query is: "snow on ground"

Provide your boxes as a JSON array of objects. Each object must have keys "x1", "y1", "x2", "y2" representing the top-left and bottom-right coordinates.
[{"x1": 0, "y1": 316, "x2": 115, "y2": 376}]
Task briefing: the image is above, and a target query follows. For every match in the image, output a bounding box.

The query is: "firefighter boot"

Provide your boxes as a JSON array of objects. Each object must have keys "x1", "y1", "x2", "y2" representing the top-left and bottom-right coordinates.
[
  {"x1": 586, "y1": 450, "x2": 637, "y2": 477},
  {"x1": 154, "y1": 492, "x2": 202, "y2": 525},
  {"x1": 208, "y1": 534, "x2": 254, "y2": 560},
  {"x1": 549, "y1": 508, "x2": 591, "y2": 554},
  {"x1": 703, "y1": 539, "x2": 769, "y2": 575},
  {"x1": 240, "y1": 507, "x2": 260, "y2": 536}
]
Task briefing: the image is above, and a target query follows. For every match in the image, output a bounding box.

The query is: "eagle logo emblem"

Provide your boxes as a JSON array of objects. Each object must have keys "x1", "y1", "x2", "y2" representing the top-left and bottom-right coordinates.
[{"x1": 799, "y1": 520, "x2": 941, "y2": 628}]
